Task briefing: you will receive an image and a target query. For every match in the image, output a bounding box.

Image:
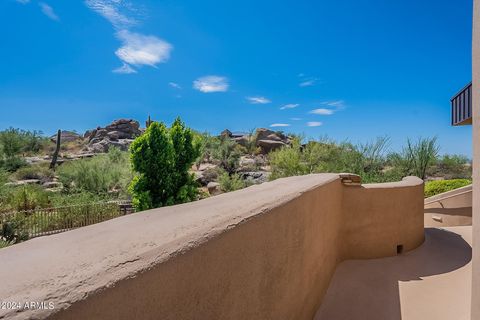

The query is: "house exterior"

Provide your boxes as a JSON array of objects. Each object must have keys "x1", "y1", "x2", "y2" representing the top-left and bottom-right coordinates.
[{"x1": 472, "y1": 0, "x2": 480, "y2": 318}]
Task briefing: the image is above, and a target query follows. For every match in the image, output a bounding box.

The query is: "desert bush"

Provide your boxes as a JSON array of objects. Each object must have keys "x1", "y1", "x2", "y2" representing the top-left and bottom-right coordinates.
[
  {"x1": 6, "y1": 185, "x2": 51, "y2": 212},
  {"x1": 403, "y1": 137, "x2": 440, "y2": 180},
  {"x1": 0, "y1": 240, "x2": 10, "y2": 248},
  {"x1": 129, "y1": 118, "x2": 200, "y2": 211},
  {"x1": 424, "y1": 179, "x2": 471, "y2": 198},
  {"x1": 49, "y1": 191, "x2": 111, "y2": 207},
  {"x1": 269, "y1": 139, "x2": 305, "y2": 179},
  {"x1": 0, "y1": 128, "x2": 48, "y2": 156},
  {"x1": 218, "y1": 171, "x2": 245, "y2": 192},
  {"x1": 58, "y1": 148, "x2": 132, "y2": 196},
  {"x1": 211, "y1": 137, "x2": 242, "y2": 174},
  {"x1": 429, "y1": 154, "x2": 471, "y2": 179},
  {"x1": 13, "y1": 164, "x2": 54, "y2": 182}
]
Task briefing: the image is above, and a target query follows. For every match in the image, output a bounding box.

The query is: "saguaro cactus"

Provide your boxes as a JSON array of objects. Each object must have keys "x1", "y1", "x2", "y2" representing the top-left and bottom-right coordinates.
[{"x1": 50, "y1": 129, "x2": 61, "y2": 170}]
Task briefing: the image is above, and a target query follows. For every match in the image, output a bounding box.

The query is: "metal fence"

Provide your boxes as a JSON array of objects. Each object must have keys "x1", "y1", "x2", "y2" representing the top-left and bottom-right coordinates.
[
  {"x1": 451, "y1": 82, "x2": 472, "y2": 126},
  {"x1": 0, "y1": 200, "x2": 134, "y2": 240}
]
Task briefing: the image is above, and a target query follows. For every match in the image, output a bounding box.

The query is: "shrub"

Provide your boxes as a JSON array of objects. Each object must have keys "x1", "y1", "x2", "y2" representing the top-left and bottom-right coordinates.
[
  {"x1": 269, "y1": 139, "x2": 305, "y2": 179},
  {"x1": 218, "y1": 172, "x2": 245, "y2": 192},
  {"x1": 13, "y1": 165, "x2": 54, "y2": 182},
  {"x1": 58, "y1": 148, "x2": 132, "y2": 196},
  {"x1": 403, "y1": 137, "x2": 439, "y2": 180},
  {"x1": 6, "y1": 185, "x2": 51, "y2": 212},
  {"x1": 211, "y1": 137, "x2": 242, "y2": 174},
  {"x1": 0, "y1": 156, "x2": 27, "y2": 172},
  {"x1": 429, "y1": 154, "x2": 471, "y2": 179},
  {"x1": 129, "y1": 118, "x2": 200, "y2": 211},
  {"x1": 424, "y1": 179, "x2": 471, "y2": 198}
]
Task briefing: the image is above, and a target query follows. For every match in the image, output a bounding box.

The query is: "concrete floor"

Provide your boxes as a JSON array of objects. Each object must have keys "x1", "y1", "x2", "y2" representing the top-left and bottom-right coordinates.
[{"x1": 315, "y1": 226, "x2": 472, "y2": 320}]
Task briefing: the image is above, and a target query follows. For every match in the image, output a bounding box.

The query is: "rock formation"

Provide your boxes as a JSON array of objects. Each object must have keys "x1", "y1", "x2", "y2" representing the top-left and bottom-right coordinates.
[{"x1": 85, "y1": 119, "x2": 142, "y2": 153}]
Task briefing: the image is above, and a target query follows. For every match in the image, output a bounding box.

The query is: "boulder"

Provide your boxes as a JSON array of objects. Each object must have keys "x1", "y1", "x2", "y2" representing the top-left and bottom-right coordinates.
[
  {"x1": 5, "y1": 179, "x2": 41, "y2": 187},
  {"x1": 233, "y1": 135, "x2": 249, "y2": 147},
  {"x1": 50, "y1": 131, "x2": 82, "y2": 143},
  {"x1": 256, "y1": 139, "x2": 287, "y2": 154},
  {"x1": 240, "y1": 171, "x2": 270, "y2": 185},
  {"x1": 42, "y1": 181, "x2": 63, "y2": 189},
  {"x1": 86, "y1": 119, "x2": 141, "y2": 153},
  {"x1": 254, "y1": 128, "x2": 291, "y2": 154},
  {"x1": 207, "y1": 182, "x2": 221, "y2": 195}
]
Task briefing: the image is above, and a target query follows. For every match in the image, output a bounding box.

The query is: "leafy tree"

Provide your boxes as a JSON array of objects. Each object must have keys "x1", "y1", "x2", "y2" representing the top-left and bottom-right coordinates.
[
  {"x1": 0, "y1": 128, "x2": 24, "y2": 158},
  {"x1": 129, "y1": 118, "x2": 200, "y2": 211}
]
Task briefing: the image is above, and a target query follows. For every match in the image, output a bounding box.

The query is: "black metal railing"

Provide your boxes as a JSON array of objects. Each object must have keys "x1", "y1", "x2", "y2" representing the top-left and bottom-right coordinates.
[
  {"x1": 0, "y1": 201, "x2": 134, "y2": 241},
  {"x1": 451, "y1": 82, "x2": 472, "y2": 126}
]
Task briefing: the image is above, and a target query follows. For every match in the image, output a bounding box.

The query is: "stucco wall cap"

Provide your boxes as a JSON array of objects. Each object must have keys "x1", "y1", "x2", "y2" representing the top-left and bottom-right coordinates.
[{"x1": 361, "y1": 176, "x2": 424, "y2": 189}]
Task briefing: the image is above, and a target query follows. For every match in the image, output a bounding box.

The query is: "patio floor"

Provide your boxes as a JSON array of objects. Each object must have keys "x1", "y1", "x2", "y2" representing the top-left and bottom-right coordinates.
[{"x1": 314, "y1": 226, "x2": 472, "y2": 320}]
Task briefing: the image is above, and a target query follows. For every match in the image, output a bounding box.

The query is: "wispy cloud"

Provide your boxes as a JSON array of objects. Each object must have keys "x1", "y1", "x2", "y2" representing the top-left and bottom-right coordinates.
[
  {"x1": 113, "y1": 63, "x2": 137, "y2": 74},
  {"x1": 309, "y1": 108, "x2": 335, "y2": 115},
  {"x1": 85, "y1": 0, "x2": 171, "y2": 74},
  {"x1": 298, "y1": 74, "x2": 318, "y2": 87},
  {"x1": 169, "y1": 82, "x2": 181, "y2": 89},
  {"x1": 193, "y1": 76, "x2": 229, "y2": 93},
  {"x1": 280, "y1": 103, "x2": 299, "y2": 110},
  {"x1": 309, "y1": 101, "x2": 346, "y2": 115},
  {"x1": 270, "y1": 123, "x2": 290, "y2": 127},
  {"x1": 85, "y1": 0, "x2": 138, "y2": 29},
  {"x1": 247, "y1": 96, "x2": 271, "y2": 104},
  {"x1": 39, "y1": 2, "x2": 59, "y2": 21},
  {"x1": 15, "y1": 0, "x2": 30, "y2": 4},
  {"x1": 299, "y1": 79, "x2": 317, "y2": 87},
  {"x1": 115, "y1": 30, "x2": 172, "y2": 67},
  {"x1": 307, "y1": 121, "x2": 323, "y2": 127},
  {"x1": 320, "y1": 100, "x2": 345, "y2": 108}
]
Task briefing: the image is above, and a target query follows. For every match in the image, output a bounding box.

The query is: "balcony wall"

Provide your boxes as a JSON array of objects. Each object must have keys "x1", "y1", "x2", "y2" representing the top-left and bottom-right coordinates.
[{"x1": 0, "y1": 174, "x2": 424, "y2": 320}]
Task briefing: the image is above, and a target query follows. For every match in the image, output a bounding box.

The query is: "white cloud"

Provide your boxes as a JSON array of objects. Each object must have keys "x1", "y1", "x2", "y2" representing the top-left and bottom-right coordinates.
[
  {"x1": 280, "y1": 103, "x2": 299, "y2": 110},
  {"x1": 193, "y1": 76, "x2": 229, "y2": 93},
  {"x1": 247, "y1": 96, "x2": 271, "y2": 104},
  {"x1": 299, "y1": 79, "x2": 316, "y2": 87},
  {"x1": 15, "y1": 0, "x2": 30, "y2": 4},
  {"x1": 113, "y1": 63, "x2": 137, "y2": 74},
  {"x1": 321, "y1": 100, "x2": 345, "y2": 108},
  {"x1": 85, "y1": 0, "x2": 171, "y2": 74},
  {"x1": 85, "y1": 0, "x2": 138, "y2": 29},
  {"x1": 169, "y1": 82, "x2": 181, "y2": 89},
  {"x1": 309, "y1": 108, "x2": 335, "y2": 115},
  {"x1": 307, "y1": 122, "x2": 323, "y2": 127},
  {"x1": 115, "y1": 30, "x2": 172, "y2": 67},
  {"x1": 39, "y1": 2, "x2": 59, "y2": 21},
  {"x1": 290, "y1": 117, "x2": 302, "y2": 121},
  {"x1": 270, "y1": 123, "x2": 290, "y2": 127}
]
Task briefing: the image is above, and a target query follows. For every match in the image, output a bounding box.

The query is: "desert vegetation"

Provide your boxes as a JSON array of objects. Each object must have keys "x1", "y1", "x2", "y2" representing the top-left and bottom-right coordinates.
[{"x1": 0, "y1": 118, "x2": 472, "y2": 246}]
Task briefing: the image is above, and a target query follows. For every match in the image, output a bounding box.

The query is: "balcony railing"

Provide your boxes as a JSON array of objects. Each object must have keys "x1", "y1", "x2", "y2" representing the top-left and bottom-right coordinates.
[{"x1": 451, "y1": 82, "x2": 472, "y2": 126}]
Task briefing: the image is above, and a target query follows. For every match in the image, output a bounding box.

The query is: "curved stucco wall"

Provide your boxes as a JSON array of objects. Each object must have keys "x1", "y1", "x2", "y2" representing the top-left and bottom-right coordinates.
[
  {"x1": 0, "y1": 174, "x2": 424, "y2": 320},
  {"x1": 424, "y1": 185, "x2": 472, "y2": 227}
]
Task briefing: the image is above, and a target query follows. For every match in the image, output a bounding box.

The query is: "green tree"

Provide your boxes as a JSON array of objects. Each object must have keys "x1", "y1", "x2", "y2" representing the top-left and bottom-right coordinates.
[{"x1": 129, "y1": 118, "x2": 200, "y2": 211}]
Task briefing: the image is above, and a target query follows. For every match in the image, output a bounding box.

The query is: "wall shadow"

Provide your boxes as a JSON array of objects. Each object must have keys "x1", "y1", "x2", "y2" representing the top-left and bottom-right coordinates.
[{"x1": 314, "y1": 228, "x2": 472, "y2": 320}]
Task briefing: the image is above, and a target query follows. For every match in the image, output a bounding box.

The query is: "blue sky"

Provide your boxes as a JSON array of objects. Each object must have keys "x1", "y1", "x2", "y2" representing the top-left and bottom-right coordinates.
[{"x1": 0, "y1": 0, "x2": 473, "y2": 155}]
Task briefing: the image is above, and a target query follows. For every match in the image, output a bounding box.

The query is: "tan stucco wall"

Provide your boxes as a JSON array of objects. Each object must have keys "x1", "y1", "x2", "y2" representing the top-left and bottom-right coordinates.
[
  {"x1": 424, "y1": 185, "x2": 472, "y2": 227},
  {"x1": 0, "y1": 174, "x2": 424, "y2": 320},
  {"x1": 472, "y1": 0, "x2": 480, "y2": 317}
]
